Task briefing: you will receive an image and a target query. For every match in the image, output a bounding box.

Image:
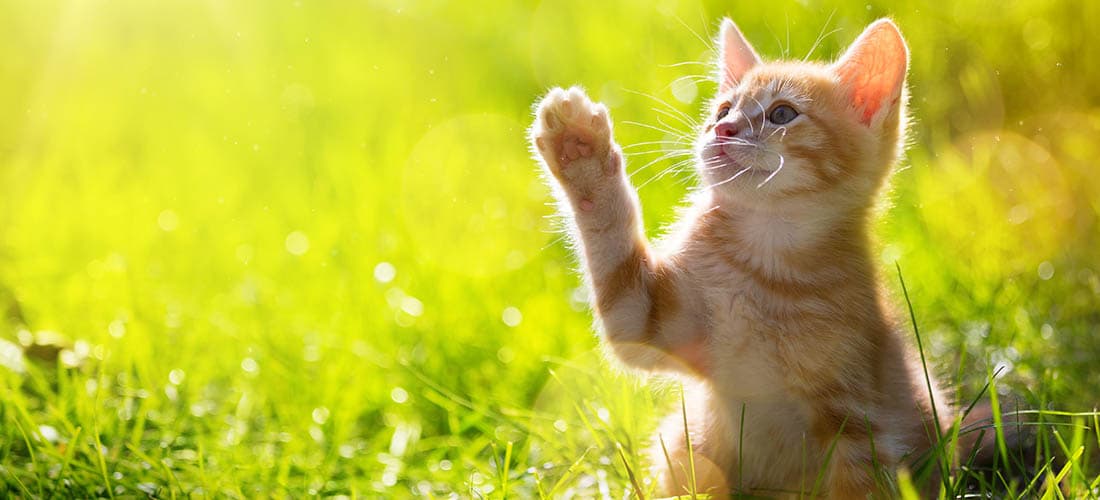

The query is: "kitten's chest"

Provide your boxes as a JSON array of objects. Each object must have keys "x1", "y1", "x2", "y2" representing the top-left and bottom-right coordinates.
[
  {"x1": 695, "y1": 252, "x2": 794, "y2": 333},
  {"x1": 688, "y1": 244, "x2": 818, "y2": 395},
  {"x1": 696, "y1": 271, "x2": 792, "y2": 395}
]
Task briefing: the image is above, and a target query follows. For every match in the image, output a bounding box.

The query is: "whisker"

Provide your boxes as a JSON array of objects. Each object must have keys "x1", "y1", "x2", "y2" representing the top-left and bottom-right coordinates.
[
  {"x1": 622, "y1": 120, "x2": 693, "y2": 139},
  {"x1": 628, "y1": 149, "x2": 693, "y2": 178},
  {"x1": 622, "y1": 89, "x2": 698, "y2": 129},
  {"x1": 709, "y1": 165, "x2": 754, "y2": 189},
  {"x1": 635, "y1": 157, "x2": 699, "y2": 191},
  {"x1": 623, "y1": 140, "x2": 694, "y2": 150},
  {"x1": 756, "y1": 153, "x2": 785, "y2": 189},
  {"x1": 661, "y1": 61, "x2": 710, "y2": 68},
  {"x1": 764, "y1": 126, "x2": 788, "y2": 142},
  {"x1": 672, "y1": 74, "x2": 718, "y2": 84},
  {"x1": 714, "y1": 138, "x2": 757, "y2": 147},
  {"x1": 626, "y1": 150, "x2": 693, "y2": 163},
  {"x1": 653, "y1": 105, "x2": 699, "y2": 131},
  {"x1": 675, "y1": 15, "x2": 716, "y2": 55}
]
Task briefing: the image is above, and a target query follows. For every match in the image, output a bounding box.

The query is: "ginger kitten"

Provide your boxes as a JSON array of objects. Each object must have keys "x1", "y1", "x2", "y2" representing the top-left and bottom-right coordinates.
[{"x1": 531, "y1": 18, "x2": 955, "y2": 498}]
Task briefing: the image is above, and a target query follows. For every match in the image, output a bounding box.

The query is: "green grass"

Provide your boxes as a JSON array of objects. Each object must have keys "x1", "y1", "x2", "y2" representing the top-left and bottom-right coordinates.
[{"x1": 1, "y1": 0, "x2": 1098, "y2": 497}]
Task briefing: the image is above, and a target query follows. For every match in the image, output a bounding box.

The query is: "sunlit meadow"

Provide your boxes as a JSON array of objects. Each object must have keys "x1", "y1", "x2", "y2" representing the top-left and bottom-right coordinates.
[{"x1": 1, "y1": 0, "x2": 1098, "y2": 497}]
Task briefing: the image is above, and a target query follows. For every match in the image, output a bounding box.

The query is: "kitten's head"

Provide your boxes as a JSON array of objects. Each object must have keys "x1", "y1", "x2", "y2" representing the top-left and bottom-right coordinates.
[{"x1": 695, "y1": 18, "x2": 909, "y2": 209}]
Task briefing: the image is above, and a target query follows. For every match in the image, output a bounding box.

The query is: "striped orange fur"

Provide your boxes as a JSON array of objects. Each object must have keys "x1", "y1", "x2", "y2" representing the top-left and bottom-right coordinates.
[{"x1": 530, "y1": 17, "x2": 952, "y2": 499}]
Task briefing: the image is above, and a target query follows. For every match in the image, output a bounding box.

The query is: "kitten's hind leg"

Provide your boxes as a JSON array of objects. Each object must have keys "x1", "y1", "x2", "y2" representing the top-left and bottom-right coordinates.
[{"x1": 530, "y1": 87, "x2": 708, "y2": 374}]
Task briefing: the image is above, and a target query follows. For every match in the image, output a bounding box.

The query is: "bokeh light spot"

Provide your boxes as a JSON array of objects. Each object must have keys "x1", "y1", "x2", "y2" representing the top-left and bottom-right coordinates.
[
  {"x1": 285, "y1": 231, "x2": 310, "y2": 256},
  {"x1": 157, "y1": 210, "x2": 179, "y2": 232}
]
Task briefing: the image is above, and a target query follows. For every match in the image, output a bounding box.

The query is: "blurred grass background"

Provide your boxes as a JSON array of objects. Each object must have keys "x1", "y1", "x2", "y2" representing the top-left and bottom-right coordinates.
[{"x1": 0, "y1": 0, "x2": 1097, "y2": 496}]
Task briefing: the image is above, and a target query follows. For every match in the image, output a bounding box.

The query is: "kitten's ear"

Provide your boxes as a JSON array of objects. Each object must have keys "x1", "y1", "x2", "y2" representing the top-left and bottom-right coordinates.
[
  {"x1": 833, "y1": 19, "x2": 909, "y2": 127},
  {"x1": 717, "y1": 18, "x2": 761, "y2": 93}
]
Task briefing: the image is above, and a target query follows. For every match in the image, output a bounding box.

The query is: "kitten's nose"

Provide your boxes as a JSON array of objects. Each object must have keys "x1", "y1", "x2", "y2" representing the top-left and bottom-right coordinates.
[{"x1": 715, "y1": 121, "x2": 738, "y2": 139}]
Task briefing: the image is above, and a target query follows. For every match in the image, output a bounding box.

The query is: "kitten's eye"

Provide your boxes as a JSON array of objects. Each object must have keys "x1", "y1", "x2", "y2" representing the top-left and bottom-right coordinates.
[
  {"x1": 768, "y1": 104, "x2": 799, "y2": 125},
  {"x1": 715, "y1": 105, "x2": 731, "y2": 121}
]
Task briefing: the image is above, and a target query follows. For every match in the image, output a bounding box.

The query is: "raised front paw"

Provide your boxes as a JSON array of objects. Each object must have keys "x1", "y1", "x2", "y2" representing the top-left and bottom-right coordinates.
[{"x1": 531, "y1": 87, "x2": 620, "y2": 189}]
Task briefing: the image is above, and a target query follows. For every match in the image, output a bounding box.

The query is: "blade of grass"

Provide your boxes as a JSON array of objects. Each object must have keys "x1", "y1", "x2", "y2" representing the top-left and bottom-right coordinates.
[
  {"x1": 809, "y1": 416, "x2": 847, "y2": 499},
  {"x1": 896, "y1": 468, "x2": 921, "y2": 500},
  {"x1": 91, "y1": 420, "x2": 115, "y2": 500},
  {"x1": 1044, "y1": 446, "x2": 1082, "y2": 499},
  {"x1": 895, "y1": 262, "x2": 950, "y2": 494},
  {"x1": 988, "y1": 377, "x2": 1011, "y2": 473},
  {"x1": 617, "y1": 443, "x2": 647, "y2": 500},
  {"x1": 499, "y1": 440, "x2": 513, "y2": 497},
  {"x1": 681, "y1": 388, "x2": 697, "y2": 499},
  {"x1": 3, "y1": 461, "x2": 33, "y2": 497},
  {"x1": 738, "y1": 401, "x2": 746, "y2": 493},
  {"x1": 546, "y1": 447, "x2": 594, "y2": 498},
  {"x1": 1018, "y1": 457, "x2": 1054, "y2": 498},
  {"x1": 13, "y1": 417, "x2": 44, "y2": 498}
]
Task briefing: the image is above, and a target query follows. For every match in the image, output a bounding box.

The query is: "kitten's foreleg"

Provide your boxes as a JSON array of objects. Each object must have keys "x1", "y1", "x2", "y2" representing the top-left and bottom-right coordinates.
[{"x1": 531, "y1": 87, "x2": 707, "y2": 374}]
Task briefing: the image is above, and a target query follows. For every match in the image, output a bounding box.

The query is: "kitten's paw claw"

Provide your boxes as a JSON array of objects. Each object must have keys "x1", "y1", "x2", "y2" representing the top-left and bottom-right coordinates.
[{"x1": 531, "y1": 87, "x2": 618, "y2": 186}]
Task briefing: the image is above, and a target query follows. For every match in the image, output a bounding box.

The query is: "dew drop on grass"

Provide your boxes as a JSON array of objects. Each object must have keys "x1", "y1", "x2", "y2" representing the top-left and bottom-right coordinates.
[
  {"x1": 501, "y1": 306, "x2": 522, "y2": 327},
  {"x1": 241, "y1": 357, "x2": 259, "y2": 374},
  {"x1": 597, "y1": 407, "x2": 610, "y2": 422},
  {"x1": 311, "y1": 406, "x2": 330, "y2": 425},
  {"x1": 390, "y1": 387, "x2": 409, "y2": 404},
  {"x1": 38, "y1": 425, "x2": 59, "y2": 443},
  {"x1": 169, "y1": 369, "x2": 185, "y2": 385},
  {"x1": 373, "y1": 262, "x2": 396, "y2": 283},
  {"x1": 285, "y1": 231, "x2": 310, "y2": 256},
  {"x1": 553, "y1": 419, "x2": 568, "y2": 432}
]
